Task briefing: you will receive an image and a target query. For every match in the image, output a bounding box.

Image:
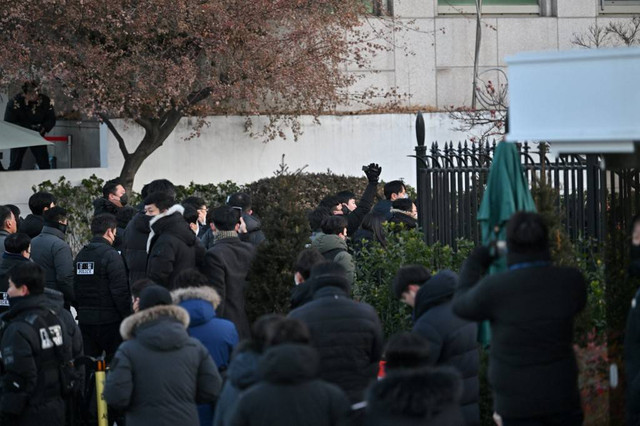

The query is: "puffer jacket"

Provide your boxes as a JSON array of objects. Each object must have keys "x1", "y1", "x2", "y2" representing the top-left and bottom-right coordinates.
[
  {"x1": 213, "y1": 343, "x2": 262, "y2": 426},
  {"x1": 122, "y1": 212, "x2": 152, "y2": 285},
  {"x1": 229, "y1": 344, "x2": 350, "y2": 426},
  {"x1": 310, "y1": 233, "x2": 355, "y2": 285},
  {"x1": 30, "y1": 225, "x2": 75, "y2": 304},
  {"x1": 388, "y1": 210, "x2": 417, "y2": 230},
  {"x1": 104, "y1": 304, "x2": 222, "y2": 426},
  {"x1": 289, "y1": 280, "x2": 383, "y2": 403},
  {"x1": 146, "y1": 205, "x2": 205, "y2": 289},
  {"x1": 364, "y1": 367, "x2": 464, "y2": 426},
  {"x1": 172, "y1": 286, "x2": 239, "y2": 426},
  {"x1": 412, "y1": 270, "x2": 479, "y2": 426},
  {"x1": 19, "y1": 214, "x2": 44, "y2": 239}
]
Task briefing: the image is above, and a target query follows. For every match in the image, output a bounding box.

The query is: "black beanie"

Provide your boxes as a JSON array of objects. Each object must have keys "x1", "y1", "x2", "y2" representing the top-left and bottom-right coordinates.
[{"x1": 139, "y1": 285, "x2": 172, "y2": 311}]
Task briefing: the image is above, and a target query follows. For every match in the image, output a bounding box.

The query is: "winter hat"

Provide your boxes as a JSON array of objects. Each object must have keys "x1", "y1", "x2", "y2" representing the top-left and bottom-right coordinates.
[
  {"x1": 139, "y1": 285, "x2": 173, "y2": 311},
  {"x1": 310, "y1": 262, "x2": 350, "y2": 294}
]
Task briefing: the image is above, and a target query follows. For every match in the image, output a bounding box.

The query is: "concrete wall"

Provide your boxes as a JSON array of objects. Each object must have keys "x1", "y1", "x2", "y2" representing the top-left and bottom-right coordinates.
[
  {"x1": 0, "y1": 112, "x2": 490, "y2": 211},
  {"x1": 350, "y1": 0, "x2": 634, "y2": 110}
]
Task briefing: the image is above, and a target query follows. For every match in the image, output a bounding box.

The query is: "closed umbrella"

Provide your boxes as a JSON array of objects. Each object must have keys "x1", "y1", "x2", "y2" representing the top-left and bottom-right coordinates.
[{"x1": 476, "y1": 140, "x2": 537, "y2": 346}]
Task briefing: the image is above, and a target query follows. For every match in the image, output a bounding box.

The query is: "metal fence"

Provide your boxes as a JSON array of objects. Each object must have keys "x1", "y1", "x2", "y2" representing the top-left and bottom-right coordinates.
[{"x1": 414, "y1": 137, "x2": 640, "y2": 248}]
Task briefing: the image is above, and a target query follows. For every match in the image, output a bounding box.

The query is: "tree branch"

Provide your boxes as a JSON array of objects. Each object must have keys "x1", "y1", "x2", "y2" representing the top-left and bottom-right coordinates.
[{"x1": 99, "y1": 114, "x2": 130, "y2": 159}]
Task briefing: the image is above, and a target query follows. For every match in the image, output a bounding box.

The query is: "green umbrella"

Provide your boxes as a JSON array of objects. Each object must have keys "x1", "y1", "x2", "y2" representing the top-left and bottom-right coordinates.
[{"x1": 475, "y1": 141, "x2": 537, "y2": 346}]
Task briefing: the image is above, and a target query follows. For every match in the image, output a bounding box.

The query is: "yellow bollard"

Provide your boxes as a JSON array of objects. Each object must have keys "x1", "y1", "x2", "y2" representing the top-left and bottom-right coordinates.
[{"x1": 95, "y1": 359, "x2": 108, "y2": 426}]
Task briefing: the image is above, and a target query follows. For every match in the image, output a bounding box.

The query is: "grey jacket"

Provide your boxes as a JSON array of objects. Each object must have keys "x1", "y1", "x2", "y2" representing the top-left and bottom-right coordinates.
[
  {"x1": 311, "y1": 233, "x2": 355, "y2": 285},
  {"x1": 0, "y1": 229, "x2": 9, "y2": 251},
  {"x1": 30, "y1": 226, "x2": 74, "y2": 304},
  {"x1": 104, "y1": 304, "x2": 222, "y2": 426}
]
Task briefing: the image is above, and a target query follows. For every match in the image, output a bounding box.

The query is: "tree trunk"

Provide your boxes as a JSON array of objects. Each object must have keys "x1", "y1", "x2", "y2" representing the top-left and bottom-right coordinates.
[{"x1": 116, "y1": 110, "x2": 183, "y2": 192}]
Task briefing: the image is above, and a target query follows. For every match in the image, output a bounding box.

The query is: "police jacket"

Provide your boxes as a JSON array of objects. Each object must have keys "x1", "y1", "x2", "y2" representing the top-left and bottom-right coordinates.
[
  {"x1": 0, "y1": 294, "x2": 71, "y2": 426},
  {"x1": 74, "y1": 236, "x2": 131, "y2": 325},
  {"x1": 122, "y1": 212, "x2": 152, "y2": 285}
]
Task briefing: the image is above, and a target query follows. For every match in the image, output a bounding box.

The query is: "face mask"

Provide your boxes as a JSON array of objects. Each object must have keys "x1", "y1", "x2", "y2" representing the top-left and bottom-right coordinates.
[
  {"x1": 402, "y1": 193, "x2": 409, "y2": 199},
  {"x1": 58, "y1": 223, "x2": 68, "y2": 234},
  {"x1": 119, "y1": 193, "x2": 129, "y2": 206}
]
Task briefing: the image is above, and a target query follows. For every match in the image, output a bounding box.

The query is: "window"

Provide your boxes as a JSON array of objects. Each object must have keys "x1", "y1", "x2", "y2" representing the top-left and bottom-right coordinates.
[
  {"x1": 438, "y1": 0, "x2": 540, "y2": 15},
  {"x1": 601, "y1": 0, "x2": 640, "y2": 14}
]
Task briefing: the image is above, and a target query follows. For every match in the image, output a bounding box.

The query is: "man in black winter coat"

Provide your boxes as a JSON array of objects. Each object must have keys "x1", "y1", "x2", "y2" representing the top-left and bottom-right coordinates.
[
  {"x1": 393, "y1": 266, "x2": 479, "y2": 426},
  {"x1": 334, "y1": 163, "x2": 382, "y2": 236},
  {"x1": 453, "y1": 212, "x2": 586, "y2": 425},
  {"x1": 202, "y1": 206, "x2": 256, "y2": 339},
  {"x1": 0, "y1": 233, "x2": 32, "y2": 313},
  {"x1": 290, "y1": 248, "x2": 325, "y2": 310},
  {"x1": 5, "y1": 81, "x2": 56, "y2": 170},
  {"x1": 289, "y1": 262, "x2": 383, "y2": 404},
  {"x1": 227, "y1": 193, "x2": 266, "y2": 247},
  {"x1": 74, "y1": 214, "x2": 131, "y2": 361},
  {"x1": 0, "y1": 263, "x2": 72, "y2": 426},
  {"x1": 93, "y1": 179, "x2": 130, "y2": 248},
  {"x1": 145, "y1": 192, "x2": 204, "y2": 289},
  {"x1": 19, "y1": 192, "x2": 56, "y2": 239}
]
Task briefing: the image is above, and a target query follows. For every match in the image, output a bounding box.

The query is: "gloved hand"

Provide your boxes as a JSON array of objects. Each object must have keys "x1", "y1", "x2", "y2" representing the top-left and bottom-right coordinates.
[{"x1": 364, "y1": 163, "x2": 382, "y2": 183}]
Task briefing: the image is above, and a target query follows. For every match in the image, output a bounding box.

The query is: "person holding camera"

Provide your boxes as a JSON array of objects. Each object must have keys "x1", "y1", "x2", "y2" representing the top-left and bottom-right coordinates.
[
  {"x1": 335, "y1": 163, "x2": 382, "y2": 236},
  {"x1": 453, "y1": 211, "x2": 586, "y2": 426}
]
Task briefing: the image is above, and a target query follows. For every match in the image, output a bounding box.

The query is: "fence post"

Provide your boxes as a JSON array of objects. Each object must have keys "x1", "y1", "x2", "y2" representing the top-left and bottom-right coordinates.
[
  {"x1": 415, "y1": 112, "x2": 428, "y2": 241},
  {"x1": 585, "y1": 154, "x2": 599, "y2": 240}
]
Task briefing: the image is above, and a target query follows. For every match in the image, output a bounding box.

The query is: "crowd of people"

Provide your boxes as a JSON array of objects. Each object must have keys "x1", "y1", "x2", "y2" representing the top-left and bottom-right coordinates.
[{"x1": 0, "y1": 163, "x2": 621, "y2": 426}]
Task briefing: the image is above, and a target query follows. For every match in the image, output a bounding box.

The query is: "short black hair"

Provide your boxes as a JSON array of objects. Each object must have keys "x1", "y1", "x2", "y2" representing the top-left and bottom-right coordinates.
[
  {"x1": 22, "y1": 80, "x2": 39, "y2": 94},
  {"x1": 173, "y1": 268, "x2": 209, "y2": 289},
  {"x1": 6, "y1": 205, "x2": 20, "y2": 221},
  {"x1": 336, "y1": 191, "x2": 356, "y2": 204},
  {"x1": 308, "y1": 207, "x2": 331, "y2": 232},
  {"x1": 141, "y1": 179, "x2": 176, "y2": 199},
  {"x1": 182, "y1": 196, "x2": 206, "y2": 209},
  {"x1": 102, "y1": 178, "x2": 123, "y2": 198},
  {"x1": 392, "y1": 198, "x2": 414, "y2": 212},
  {"x1": 212, "y1": 206, "x2": 241, "y2": 231},
  {"x1": 116, "y1": 206, "x2": 136, "y2": 228},
  {"x1": 392, "y1": 265, "x2": 431, "y2": 299},
  {"x1": 384, "y1": 180, "x2": 406, "y2": 200},
  {"x1": 28, "y1": 192, "x2": 56, "y2": 215},
  {"x1": 182, "y1": 204, "x2": 199, "y2": 226},
  {"x1": 266, "y1": 318, "x2": 311, "y2": 347},
  {"x1": 384, "y1": 332, "x2": 430, "y2": 372},
  {"x1": 0, "y1": 206, "x2": 12, "y2": 227},
  {"x1": 9, "y1": 262, "x2": 45, "y2": 295},
  {"x1": 131, "y1": 278, "x2": 157, "y2": 299},
  {"x1": 310, "y1": 261, "x2": 350, "y2": 293},
  {"x1": 319, "y1": 195, "x2": 340, "y2": 209},
  {"x1": 227, "y1": 193, "x2": 252, "y2": 212},
  {"x1": 144, "y1": 192, "x2": 175, "y2": 211},
  {"x1": 43, "y1": 206, "x2": 67, "y2": 224},
  {"x1": 4, "y1": 232, "x2": 30, "y2": 254},
  {"x1": 506, "y1": 211, "x2": 549, "y2": 254},
  {"x1": 294, "y1": 248, "x2": 326, "y2": 280},
  {"x1": 91, "y1": 213, "x2": 117, "y2": 236},
  {"x1": 251, "y1": 314, "x2": 286, "y2": 353},
  {"x1": 321, "y1": 215, "x2": 348, "y2": 235}
]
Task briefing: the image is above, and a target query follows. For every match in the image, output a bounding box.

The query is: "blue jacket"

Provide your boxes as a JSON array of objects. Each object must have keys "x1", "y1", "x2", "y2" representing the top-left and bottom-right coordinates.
[{"x1": 172, "y1": 286, "x2": 238, "y2": 426}]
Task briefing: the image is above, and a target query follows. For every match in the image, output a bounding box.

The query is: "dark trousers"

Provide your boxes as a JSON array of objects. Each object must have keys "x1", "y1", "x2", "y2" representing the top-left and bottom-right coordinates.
[
  {"x1": 502, "y1": 409, "x2": 583, "y2": 426},
  {"x1": 9, "y1": 145, "x2": 50, "y2": 170},
  {"x1": 79, "y1": 323, "x2": 122, "y2": 363}
]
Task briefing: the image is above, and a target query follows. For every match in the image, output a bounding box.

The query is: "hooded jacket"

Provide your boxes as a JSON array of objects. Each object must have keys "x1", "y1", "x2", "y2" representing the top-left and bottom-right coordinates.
[
  {"x1": 388, "y1": 210, "x2": 417, "y2": 230},
  {"x1": 289, "y1": 280, "x2": 383, "y2": 403},
  {"x1": 310, "y1": 234, "x2": 355, "y2": 285},
  {"x1": 30, "y1": 225, "x2": 75, "y2": 304},
  {"x1": 146, "y1": 205, "x2": 205, "y2": 289},
  {"x1": 364, "y1": 367, "x2": 464, "y2": 426},
  {"x1": 229, "y1": 344, "x2": 350, "y2": 426},
  {"x1": 453, "y1": 248, "x2": 586, "y2": 418},
  {"x1": 239, "y1": 213, "x2": 266, "y2": 247},
  {"x1": 202, "y1": 236, "x2": 255, "y2": 339},
  {"x1": 122, "y1": 212, "x2": 152, "y2": 285},
  {"x1": 19, "y1": 214, "x2": 44, "y2": 239},
  {"x1": 213, "y1": 343, "x2": 263, "y2": 426},
  {"x1": 0, "y1": 294, "x2": 72, "y2": 426},
  {"x1": 412, "y1": 270, "x2": 479, "y2": 426},
  {"x1": 104, "y1": 304, "x2": 222, "y2": 426}
]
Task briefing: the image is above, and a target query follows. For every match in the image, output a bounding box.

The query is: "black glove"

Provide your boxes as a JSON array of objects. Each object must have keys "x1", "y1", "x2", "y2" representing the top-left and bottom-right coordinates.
[{"x1": 364, "y1": 163, "x2": 382, "y2": 183}]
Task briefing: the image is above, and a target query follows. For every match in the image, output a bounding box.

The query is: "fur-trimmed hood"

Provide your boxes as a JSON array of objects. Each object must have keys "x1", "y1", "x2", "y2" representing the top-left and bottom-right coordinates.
[
  {"x1": 120, "y1": 304, "x2": 190, "y2": 344},
  {"x1": 146, "y1": 204, "x2": 185, "y2": 252},
  {"x1": 172, "y1": 286, "x2": 222, "y2": 327},
  {"x1": 172, "y1": 286, "x2": 221, "y2": 308}
]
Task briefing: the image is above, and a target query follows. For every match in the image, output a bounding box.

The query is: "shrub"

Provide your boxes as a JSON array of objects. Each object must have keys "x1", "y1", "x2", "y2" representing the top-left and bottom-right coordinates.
[{"x1": 174, "y1": 181, "x2": 242, "y2": 208}]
